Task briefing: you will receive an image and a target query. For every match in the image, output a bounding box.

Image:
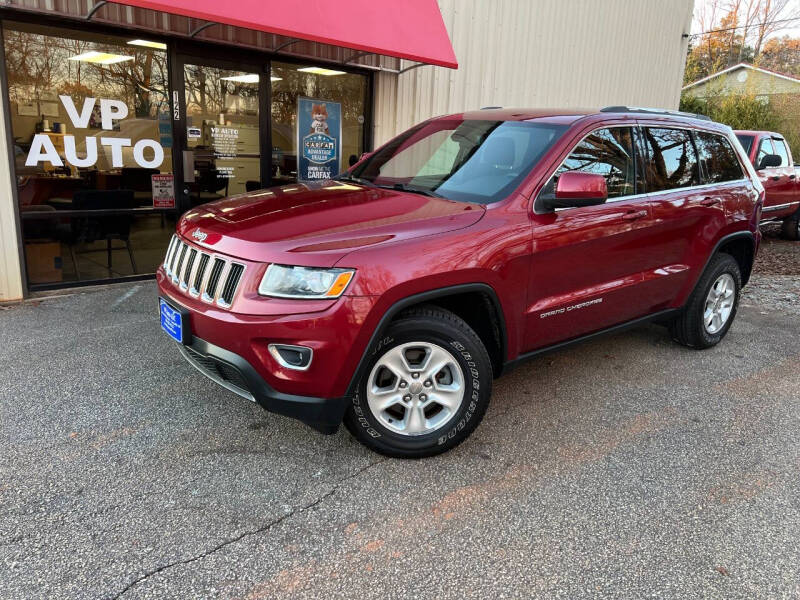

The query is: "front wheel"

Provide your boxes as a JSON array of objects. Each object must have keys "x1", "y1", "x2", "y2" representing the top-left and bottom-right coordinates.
[
  {"x1": 669, "y1": 253, "x2": 741, "y2": 349},
  {"x1": 344, "y1": 306, "x2": 492, "y2": 458},
  {"x1": 781, "y1": 217, "x2": 800, "y2": 241}
]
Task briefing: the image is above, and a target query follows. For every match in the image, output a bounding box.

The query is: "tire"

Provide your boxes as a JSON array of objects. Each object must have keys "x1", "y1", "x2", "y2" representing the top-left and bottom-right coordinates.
[
  {"x1": 669, "y1": 253, "x2": 742, "y2": 349},
  {"x1": 781, "y1": 217, "x2": 800, "y2": 241},
  {"x1": 343, "y1": 305, "x2": 492, "y2": 458}
]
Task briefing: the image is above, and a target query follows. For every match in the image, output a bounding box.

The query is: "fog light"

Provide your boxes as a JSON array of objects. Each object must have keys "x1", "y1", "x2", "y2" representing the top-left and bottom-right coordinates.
[{"x1": 268, "y1": 344, "x2": 313, "y2": 370}]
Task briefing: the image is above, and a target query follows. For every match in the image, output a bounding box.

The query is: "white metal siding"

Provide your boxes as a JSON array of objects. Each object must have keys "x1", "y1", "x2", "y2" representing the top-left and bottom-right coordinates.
[
  {"x1": 374, "y1": 0, "x2": 694, "y2": 144},
  {"x1": 0, "y1": 93, "x2": 23, "y2": 302}
]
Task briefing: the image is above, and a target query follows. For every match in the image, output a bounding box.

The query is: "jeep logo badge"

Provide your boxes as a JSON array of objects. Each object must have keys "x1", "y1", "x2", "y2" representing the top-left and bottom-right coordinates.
[{"x1": 192, "y1": 230, "x2": 208, "y2": 243}]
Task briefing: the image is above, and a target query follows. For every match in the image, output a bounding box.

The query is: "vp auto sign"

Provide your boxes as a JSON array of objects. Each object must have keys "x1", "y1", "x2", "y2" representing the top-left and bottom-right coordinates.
[{"x1": 26, "y1": 96, "x2": 165, "y2": 170}]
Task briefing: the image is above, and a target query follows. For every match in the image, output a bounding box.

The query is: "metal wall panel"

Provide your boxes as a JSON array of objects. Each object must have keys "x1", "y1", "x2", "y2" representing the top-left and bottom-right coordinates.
[
  {"x1": 374, "y1": 0, "x2": 694, "y2": 144},
  {"x1": 0, "y1": 90, "x2": 24, "y2": 302}
]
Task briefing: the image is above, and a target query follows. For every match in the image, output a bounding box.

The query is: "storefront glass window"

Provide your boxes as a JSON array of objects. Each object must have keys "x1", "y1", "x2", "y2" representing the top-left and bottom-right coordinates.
[
  {"x1": 270, "y1": 62, "x2": 367, "y2": 184},
  {"x1": 3, "y1": 21, "x2": 174, "y2": 287},
  {"x1": 183, "y1": 64, "x2": 261, "y2": 201}
]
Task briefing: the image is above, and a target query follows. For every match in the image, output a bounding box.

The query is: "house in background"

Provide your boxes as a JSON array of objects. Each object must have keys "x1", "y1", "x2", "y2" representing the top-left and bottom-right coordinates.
[{"x1": 683, "y1": 62, "x2": 800, "y2": 102}]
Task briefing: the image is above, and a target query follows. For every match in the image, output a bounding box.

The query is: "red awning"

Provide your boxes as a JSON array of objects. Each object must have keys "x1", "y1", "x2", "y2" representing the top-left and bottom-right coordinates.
[{"x1": 112, "y1": 0, "x2": 458, "y2": 69}]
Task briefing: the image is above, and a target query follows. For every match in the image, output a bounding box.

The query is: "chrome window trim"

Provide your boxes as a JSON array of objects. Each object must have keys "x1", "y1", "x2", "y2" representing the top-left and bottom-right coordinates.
[{"x1": 539, "y1": 122, "x2": 752, "y2": 214}]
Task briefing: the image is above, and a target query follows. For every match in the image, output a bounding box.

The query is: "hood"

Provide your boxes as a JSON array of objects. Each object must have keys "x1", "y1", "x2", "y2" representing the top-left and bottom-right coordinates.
[{"x1": 177, "y1": 180, "x2": 485, "y2": 266}]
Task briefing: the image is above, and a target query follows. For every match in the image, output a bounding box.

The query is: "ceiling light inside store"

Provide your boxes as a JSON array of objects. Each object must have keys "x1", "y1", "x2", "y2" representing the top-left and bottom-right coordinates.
[
  {"x1": 297, "y1": 67, "x2": 346, "y2": 76},
  {"x1": 127, "y1": 39, "x2": 167, "y2": 50},
  {"x1": 270, "y1": 77, "x2": 282, "y2": 82},
  {"x1": 220, "y1": 73, "x2": 260, "y2": 83},
  {"x1": 69, "y1": 51, "x2": 135, "y2": 65}
]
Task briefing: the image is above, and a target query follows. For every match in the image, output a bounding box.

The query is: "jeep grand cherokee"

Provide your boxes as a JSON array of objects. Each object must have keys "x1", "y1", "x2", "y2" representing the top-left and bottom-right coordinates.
[{"x1": 158, "y1": 107, "x2": 763, "y2": 458}]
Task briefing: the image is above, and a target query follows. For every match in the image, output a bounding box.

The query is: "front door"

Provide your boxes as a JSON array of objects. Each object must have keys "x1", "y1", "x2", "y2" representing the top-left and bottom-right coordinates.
[
  {"x1": 525, "y1": 126, "x2": 658, "y2": 351},
  {"x1": 755, "y1": 136, "x2": 796, "y2": 218},
  {"x1": 178, "y1": 57, "x2": 265, "y2": 208}
]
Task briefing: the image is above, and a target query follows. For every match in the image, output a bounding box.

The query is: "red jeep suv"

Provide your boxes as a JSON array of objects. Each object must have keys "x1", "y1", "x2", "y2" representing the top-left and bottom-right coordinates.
[{"x1": 157, "y1": 107, "x2": 763, "y2": 458}]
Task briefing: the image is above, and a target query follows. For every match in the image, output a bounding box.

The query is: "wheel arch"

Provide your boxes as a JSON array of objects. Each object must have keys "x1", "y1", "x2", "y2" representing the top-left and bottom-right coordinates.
[
  {"x1": 714, "y1": 231, "x2": 756, "y2": 287},
  {"x1": 344, "y1": 283, "x2": 508, "y2": 399}
]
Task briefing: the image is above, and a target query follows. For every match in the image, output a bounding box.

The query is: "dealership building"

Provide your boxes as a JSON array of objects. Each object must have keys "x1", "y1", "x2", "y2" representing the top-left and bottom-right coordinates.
[{"x1": 0, "y1": 0, "x2": 693, "y2": 302}]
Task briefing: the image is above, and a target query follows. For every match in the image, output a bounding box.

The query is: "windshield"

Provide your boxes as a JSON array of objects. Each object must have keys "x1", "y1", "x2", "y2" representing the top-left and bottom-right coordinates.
[
  {"x1": 736, "y1": 134, "x2": 755, "y2": 156},
  {"x1": 348, "y1": 120, "x2": 568, "y2": 203}
]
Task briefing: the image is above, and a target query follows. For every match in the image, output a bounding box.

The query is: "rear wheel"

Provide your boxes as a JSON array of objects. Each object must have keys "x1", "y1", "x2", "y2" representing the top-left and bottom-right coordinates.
[
  {"x1": 669, "y1": 253, "x2": 741, "y2": 349},
  {"x1": 781, "y1": 217, "x2": 800, "y2": 241},
  {"x1": 344, "y1": 306, "x2": 492, "y2": 458}
]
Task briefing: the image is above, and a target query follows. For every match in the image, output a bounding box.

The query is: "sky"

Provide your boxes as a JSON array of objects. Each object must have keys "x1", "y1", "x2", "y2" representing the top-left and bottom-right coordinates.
[{"x1": 690, "y1": 0, "x2": 800, "y2": 39}]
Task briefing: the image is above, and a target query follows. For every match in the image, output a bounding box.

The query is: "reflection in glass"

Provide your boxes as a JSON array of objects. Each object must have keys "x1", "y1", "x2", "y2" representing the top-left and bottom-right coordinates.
[
  {"x1": 4, "y1": 21, "x2": 174, "y2": 286},
  {"x1": 183, "y1": 65, "x2": 261, "y2": 201},
  {"x1": 643, "y1": 128, "x2": 699, "y2": 192},
  {"x1": 350, "y1": 120, "x2": 566, "y2": 204},
  {"x1": 557, "y1": 128, "x2": 637, "y2": 198},
  {"x1": 694, "y1": 132, "x2": 744, "y2": 183},
  {"x1": 270, "y1": 62, "x2": 367, "y2": 184}
]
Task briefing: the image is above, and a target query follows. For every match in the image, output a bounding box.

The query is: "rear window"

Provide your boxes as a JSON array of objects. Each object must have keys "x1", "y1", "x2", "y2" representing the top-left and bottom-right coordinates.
[
  {"x1": 694, "y1": 132, "x2": 745, "y2": 183},
  {"x1": 642, "y1": 128, "x2": 699, "y2": 192},
  {"x1": 736, "y1": 134, "x2": 754, "y2": 156}
]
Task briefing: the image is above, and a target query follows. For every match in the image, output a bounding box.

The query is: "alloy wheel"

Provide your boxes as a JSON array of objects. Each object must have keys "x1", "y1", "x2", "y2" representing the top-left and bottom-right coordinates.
[
  {"x1": 703, "y1": 273, "x2": 735, "y2": 334},
  {"x1": 366, "y1": 342, "x2": 465, "y2": 436}
]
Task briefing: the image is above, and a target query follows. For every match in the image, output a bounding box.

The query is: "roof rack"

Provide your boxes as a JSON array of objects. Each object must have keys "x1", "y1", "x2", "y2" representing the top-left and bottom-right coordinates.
[
  {"x1": 600, "y1": 106, "x2": 712, "y2": 122},
  {"x1": 480, "y1": 106, "x2": 503, "y2": 110}
]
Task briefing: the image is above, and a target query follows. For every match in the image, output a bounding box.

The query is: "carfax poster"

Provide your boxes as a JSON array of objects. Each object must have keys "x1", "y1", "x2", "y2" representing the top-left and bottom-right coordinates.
[{"x1": 297, "y1": 97, "x2": 341, "y2": 182}]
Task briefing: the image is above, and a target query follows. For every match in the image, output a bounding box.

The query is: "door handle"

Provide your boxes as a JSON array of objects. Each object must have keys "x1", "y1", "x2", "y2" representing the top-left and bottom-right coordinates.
[
  {"x1": 700, "y1": 197, "x2": 721, "y2": 207},
  {"x1": 621, "y1": 209, "x2": 648, "y2": 220}
]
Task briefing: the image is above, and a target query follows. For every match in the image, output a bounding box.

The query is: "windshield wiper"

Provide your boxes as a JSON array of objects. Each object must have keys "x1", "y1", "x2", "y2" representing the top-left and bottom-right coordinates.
[
  {"x1": 377, "y1": 183, "x2": 441, "y2": 198},
  {"x1": 334, "y1": 174, "x2": 375, "y2": 186}
]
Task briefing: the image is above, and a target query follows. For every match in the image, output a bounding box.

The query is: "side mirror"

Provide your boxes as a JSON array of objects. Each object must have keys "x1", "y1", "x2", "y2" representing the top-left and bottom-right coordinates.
[
  {"x1": 758, "y1": 153, "x2": 782, "y2": 170},
  {"x1": 543, "y1": 172, "x2": 608, "y2": 211}
]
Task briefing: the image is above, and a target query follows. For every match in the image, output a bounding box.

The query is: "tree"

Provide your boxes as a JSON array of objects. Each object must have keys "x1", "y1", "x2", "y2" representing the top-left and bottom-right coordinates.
[
  {"x1": 680, "y1": 91, "x2": 797, "y2": 157},
  {"x1": 757, "y1": 35, "x2": 800, "y2": 75},
  {"x1": 750, "y1": 0, "x2": 799, "y2": 57},
  {"x1": 685, "y1": 0, "x2": 800, "y2": 84}
]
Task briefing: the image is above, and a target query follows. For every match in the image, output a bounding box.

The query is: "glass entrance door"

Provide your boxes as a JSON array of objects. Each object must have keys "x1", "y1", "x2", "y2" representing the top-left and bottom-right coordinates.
[{"x1": 181, "y1": 61, "x2": 262, "y2": 205}]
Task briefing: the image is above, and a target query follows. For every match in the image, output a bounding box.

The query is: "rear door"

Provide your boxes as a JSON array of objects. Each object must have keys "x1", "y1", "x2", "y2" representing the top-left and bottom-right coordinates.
[
  {"x1": 525, "y1": 126, "x2": 659, "y2": 350},
  {"x1": 635, "y1": 125, "x2": 711, "y2": 310},
  {"x1": 640, "y1": 126, "x2": 749, "y2": 309}
]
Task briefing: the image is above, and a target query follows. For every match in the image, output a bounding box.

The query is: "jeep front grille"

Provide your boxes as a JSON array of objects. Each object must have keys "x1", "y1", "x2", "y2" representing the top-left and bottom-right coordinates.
[{"x1": 163, "y1": 235, "x2": 246, "y2": 309}]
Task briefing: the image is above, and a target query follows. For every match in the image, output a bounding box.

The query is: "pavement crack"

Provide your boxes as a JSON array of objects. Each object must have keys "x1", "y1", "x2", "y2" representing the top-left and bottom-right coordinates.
[
  {"x1": 110, "y1": 490, "x2": 333, "y2": 600},
  {"x1": 110, "y1": 457, "x2": 387, "y2": 599}
]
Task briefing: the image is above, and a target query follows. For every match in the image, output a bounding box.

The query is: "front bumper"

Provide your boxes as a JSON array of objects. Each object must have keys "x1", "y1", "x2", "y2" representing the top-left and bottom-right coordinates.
[
  {"x1": 157, "y1": 266, "x2": 378, "y2": 433},
  {"x1": 179, "y1": 335, "x2": 348, "y2": 434}
]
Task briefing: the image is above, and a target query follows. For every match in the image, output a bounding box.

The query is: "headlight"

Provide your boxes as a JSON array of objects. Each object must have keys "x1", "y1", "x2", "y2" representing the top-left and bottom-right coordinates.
[{"x1": 258, "y1": 264, "x2": 355, "y2": 299}]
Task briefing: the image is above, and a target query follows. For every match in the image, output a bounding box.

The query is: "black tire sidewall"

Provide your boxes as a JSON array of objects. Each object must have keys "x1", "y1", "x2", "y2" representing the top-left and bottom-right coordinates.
[
  {"x1": 781, "y1": 218, "x2": 800, "y2": 241},
  {"x1": 693, "y1": 254, "x2": 742, "y2": 346},
  {"x1": 345, "y1": 315, "x2": 491, "y2": 457}
]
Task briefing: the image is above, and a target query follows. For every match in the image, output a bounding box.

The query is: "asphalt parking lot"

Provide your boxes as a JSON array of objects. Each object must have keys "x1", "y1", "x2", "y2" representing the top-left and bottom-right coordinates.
[{"x1": 1, "y1": 229, "x2": 799, "y2": 599}]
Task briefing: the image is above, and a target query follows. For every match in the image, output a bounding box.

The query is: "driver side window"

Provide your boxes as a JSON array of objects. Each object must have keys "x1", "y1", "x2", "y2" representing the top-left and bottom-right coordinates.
[{"x1": 555, "y1": 127, "x2": 638, "y2": 199}]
